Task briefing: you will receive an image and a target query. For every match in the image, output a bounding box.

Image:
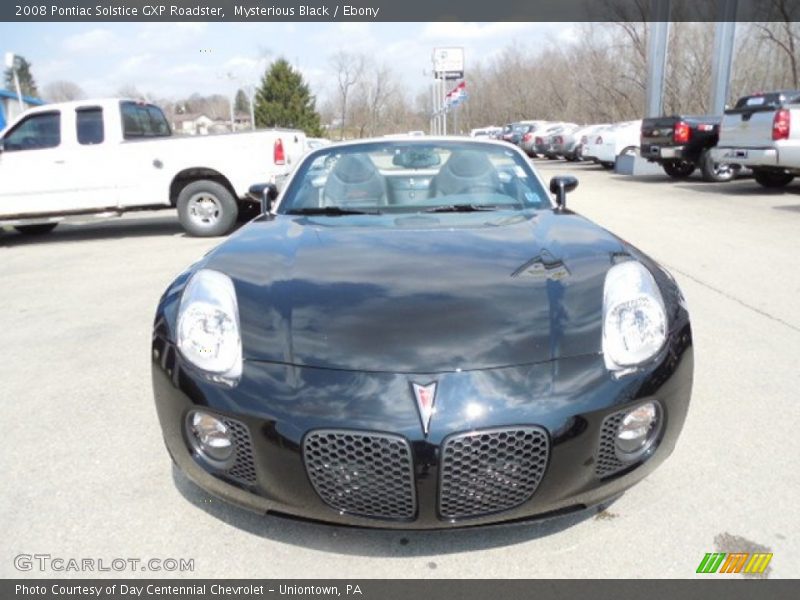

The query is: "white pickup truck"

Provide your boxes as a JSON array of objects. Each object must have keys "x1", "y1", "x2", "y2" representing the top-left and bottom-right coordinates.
[
  {"x1": 711, "y1": 90, "x2": 800, "y2": 189},
  {"x1": 0, "y1": 98, "x2": 306, "y2": 236}
]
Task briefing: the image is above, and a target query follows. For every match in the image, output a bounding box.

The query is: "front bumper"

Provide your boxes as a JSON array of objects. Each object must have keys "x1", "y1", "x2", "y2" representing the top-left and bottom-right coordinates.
[{"x1": 153, "y1": 325, "x2": 692, "y2": 529}]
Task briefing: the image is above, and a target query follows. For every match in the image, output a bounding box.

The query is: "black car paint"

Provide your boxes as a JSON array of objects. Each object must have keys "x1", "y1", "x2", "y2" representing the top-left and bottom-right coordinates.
[
  {"x1": 152, "y1": 197, "x2": 693, "y2": 528},
  {"x1": 640, "y1": 115, "x2": 721, "y2": 166}
]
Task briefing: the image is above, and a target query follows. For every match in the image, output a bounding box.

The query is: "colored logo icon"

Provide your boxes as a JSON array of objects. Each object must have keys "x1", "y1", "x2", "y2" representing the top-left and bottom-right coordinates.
[{"x1": 696, "y1": 552, "x2": 773, "y2": 574}]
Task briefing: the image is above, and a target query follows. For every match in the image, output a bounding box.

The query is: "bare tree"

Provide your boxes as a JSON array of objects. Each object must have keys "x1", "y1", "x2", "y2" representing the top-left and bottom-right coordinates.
[
  {"x1": 330, "y1": 51, "x2": 365, "y2": 139},
  {"x1": 755, "y1": 0, "x2": 800, "y2": 88},
  {"x1": 43, "y1": 80, "x2": 86, "y2": 102}
]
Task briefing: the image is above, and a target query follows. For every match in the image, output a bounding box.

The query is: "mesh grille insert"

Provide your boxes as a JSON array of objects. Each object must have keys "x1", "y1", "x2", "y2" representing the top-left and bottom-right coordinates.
[
  {"x1": 222, "y1": 417, "x2": 257, "y2": 485},
  {"x1": 303, "y1": 430, "x2": 416, "y2": 520},
  {"x1": 438, "y1": 426, "x2": 549, "y2": 520},
  {"x1": 596, "y1": 411, "x2": 628, "y2": 478}
]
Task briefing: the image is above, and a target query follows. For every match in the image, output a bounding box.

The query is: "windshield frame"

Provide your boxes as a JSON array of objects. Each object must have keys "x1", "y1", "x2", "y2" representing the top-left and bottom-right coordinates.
[{"x1": 272, "y1": 139, "x2": 554, "y2": 216}]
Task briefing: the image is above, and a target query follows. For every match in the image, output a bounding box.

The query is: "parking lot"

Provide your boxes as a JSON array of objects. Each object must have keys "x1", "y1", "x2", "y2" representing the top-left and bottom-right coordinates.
[{"x1": 1, "y1": 160, "x2": 798, "y2": 579}]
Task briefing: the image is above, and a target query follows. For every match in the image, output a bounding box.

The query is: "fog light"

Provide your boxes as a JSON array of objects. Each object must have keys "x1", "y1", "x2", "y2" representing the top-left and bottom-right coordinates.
[
  {"x1": 186, "y1": 411, "x2": 234, "y2": 466},
  {"x1": 615, "y1": 402, "x2": 661, "y2": 461}
]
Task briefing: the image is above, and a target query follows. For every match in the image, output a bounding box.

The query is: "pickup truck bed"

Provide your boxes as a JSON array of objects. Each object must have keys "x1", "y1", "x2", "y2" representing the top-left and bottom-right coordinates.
[
  {"x1": 640, "y1": 115, "x2": 737, "y2": 182},
  {"x1": 711, "y1": 90, "x2": 800, "y2": 189}
]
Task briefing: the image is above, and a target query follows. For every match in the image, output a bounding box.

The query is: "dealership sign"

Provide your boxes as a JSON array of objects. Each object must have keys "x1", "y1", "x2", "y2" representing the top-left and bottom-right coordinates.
[{"x1": 433, "y1": 47, "x2": 464, "y2": 79}]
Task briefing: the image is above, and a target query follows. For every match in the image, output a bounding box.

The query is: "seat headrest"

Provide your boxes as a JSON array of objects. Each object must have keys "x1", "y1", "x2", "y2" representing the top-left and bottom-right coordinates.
[
  {"x1": 444, "y1": 150, "x2": 494, "y2": 177},
  {"x1": 330, "y1": 155, "x2": 378, "y2": 184}
]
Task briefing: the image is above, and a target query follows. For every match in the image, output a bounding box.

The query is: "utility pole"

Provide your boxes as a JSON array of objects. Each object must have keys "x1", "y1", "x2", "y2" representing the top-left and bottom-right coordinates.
[
  {"x1": 4, "y1": 52, "x2": 23, "y2": 111},
  {"x1": 709, "y1": 0, "x2": 738, "y2": 115},
  {"x1": 645, "y1": 0, "x2": 671, "y2": 117}
]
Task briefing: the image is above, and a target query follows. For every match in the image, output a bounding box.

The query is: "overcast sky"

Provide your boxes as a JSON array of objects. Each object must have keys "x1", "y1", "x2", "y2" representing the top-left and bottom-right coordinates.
[{"x1": 0, "y1": 22, "x2": 576, "y2": 103}]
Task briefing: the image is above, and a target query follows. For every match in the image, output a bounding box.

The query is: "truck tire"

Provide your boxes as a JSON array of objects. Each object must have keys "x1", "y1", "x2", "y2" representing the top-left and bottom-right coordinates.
[
  {"x1": 753, "y1": 170, "x2": 795, "y2": 189},
  {"x1": 662, "y1": 160, "x2": 696, "y2": 179},
  {"x1": 700, "y1": 149, "x2": 736, "y2": 183},
  {"x1": 14, "y1": 223, "x2": 58, "y2": 235},
  {"x1": 177, "y1": 180, "x2": 239, "y2": 237}
]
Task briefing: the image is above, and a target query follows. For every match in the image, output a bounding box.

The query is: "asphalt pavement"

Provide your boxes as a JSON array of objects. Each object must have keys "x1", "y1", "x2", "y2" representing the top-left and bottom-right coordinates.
[{"x1": 1, "y1": 160, "x2": 798, "y2": 578}]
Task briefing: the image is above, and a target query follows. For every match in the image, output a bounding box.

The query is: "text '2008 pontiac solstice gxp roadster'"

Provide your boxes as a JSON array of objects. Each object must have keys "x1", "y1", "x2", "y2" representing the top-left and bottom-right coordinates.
[{"x1": 152, "y1": 138, "x2": 693, "y2": 528}]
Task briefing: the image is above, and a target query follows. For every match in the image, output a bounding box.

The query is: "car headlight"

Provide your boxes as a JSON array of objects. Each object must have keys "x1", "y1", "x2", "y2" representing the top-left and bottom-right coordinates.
[
  {"x1": 602, "y1": 261, "x2": 667, "y2": 370},
  {"x1": 177, "y1": 269, "x2": 242, "y2": 382}
]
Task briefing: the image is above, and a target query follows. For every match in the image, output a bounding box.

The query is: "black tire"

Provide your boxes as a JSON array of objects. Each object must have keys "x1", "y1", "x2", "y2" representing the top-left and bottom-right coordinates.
[
  {"x1": 600, "y1": 161, "x2": 615, "y2": 169},
  {"x1": 662, "y1": 160, "x2": 696, "y2": 179},
  {"x1": 176, "y1": 180, "x2": 239, "y2": 237},
  {"x1": 619, "y1": 145, "x2": 639, "y2": 157},
  {"x1": 753, "y1": 169, "x2": 795, "y2": 189},
  {"x1": 700, "y1": 149, "x2": 736, "y2": 183},
  {"x1": 14, "y1": 223, "x2": 58, "y2": 235}
]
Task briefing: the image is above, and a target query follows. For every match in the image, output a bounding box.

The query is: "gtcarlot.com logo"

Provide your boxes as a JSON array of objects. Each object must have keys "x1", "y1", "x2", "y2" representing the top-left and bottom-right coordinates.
[
  {"x1": 696, "y1": 552, "x2": 772, "y2": 574},
  {"x1": 14, "y1": 553, "x2": 194, "y2": 573}
]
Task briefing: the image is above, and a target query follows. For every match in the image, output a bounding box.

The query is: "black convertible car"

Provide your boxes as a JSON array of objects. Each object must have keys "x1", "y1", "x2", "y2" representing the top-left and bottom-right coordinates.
[{"x1": 152, "y1": 139, "x2": 693, "y2": 528}]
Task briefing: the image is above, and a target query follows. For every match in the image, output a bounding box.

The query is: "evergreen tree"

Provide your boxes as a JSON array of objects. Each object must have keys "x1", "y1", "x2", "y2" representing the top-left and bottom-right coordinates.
[
  {"x1": 4, "y1": 55, "x2": 39, "y2": 98},
  {"x1": 254, "y1": 58, "x2": 323, "y2": 136},
  {"x1": 234, "y1": 89, "x2": 250, "y2": 114}
]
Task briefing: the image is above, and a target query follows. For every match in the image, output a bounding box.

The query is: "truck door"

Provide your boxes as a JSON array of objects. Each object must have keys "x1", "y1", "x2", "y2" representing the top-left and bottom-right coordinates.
[
  {"x1": 0, "y1": 110, "x2": 72, "y2": 216},
  {"x1": 62, "y1": 105, "x2": 120, "y2": 211},
  {"x1": 114, "y1": 101, "x2": 172, "y2": 209}
]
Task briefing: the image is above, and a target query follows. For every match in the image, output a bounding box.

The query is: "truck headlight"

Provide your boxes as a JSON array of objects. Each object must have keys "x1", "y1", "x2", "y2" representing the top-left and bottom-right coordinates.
[
  {"x1": 602, "y1": 261, "x2": 667, "y2": 370},
  {"x1": 177, "y1": 269, "x2": 242, "y2": 382}
]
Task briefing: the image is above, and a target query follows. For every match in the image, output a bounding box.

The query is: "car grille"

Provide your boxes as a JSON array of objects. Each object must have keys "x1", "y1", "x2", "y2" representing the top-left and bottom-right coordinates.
[
  {"x1": 596, "y1": 411, "x2": 628, "y2": 478},
  {"x1": 303, "y1": 430, "x2": 416, "y2": 520},
  {"x1": 438, "y1": 426, "x2": 549, "y2": 520},
  {"x1": 222, "y1": 417, "x2": 257, "y2": 485}
]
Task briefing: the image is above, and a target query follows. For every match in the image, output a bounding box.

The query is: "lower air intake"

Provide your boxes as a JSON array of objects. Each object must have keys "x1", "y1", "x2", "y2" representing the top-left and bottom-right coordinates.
[
  {"x1": 303, "y1": 430, "x2": 416, "y2": 520},
  {"x1": 438, "y1": 426, "x2": 549, "y2": 520}
]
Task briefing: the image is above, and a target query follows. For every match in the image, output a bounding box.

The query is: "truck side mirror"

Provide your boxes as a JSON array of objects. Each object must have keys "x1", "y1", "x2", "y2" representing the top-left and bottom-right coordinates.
[
  {"x1": 549, "y1": 175, "x2": 578, "y2": 211},
  {"x1": 248, "y1": 183, "x2": 279, "y2": 214}
]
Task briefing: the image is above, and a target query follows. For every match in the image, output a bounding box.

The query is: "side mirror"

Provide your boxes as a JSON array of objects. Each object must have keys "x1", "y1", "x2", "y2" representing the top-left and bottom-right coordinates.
[
  {"x1": 549, "y1": 175, "x2": 578, "y2": 211},
  {"x1": 248, "y1": 183, "x2": 279, "y2": 214}
]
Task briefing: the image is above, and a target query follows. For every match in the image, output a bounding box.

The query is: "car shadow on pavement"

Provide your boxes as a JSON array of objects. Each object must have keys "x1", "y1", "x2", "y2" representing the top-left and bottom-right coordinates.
[
  {"x1": 171, "y1": 465, "x2": 609, "y2": 557},
  {"x1": 0, "y1": 216, "x2": 245, "y2": 247},
  {"x1": 674, "y1": 181, "x2": 800, "y2": 196}
]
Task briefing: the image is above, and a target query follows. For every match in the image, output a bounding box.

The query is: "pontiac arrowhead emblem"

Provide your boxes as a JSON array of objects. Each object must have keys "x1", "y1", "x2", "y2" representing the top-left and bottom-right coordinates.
[{"x1": 411, "y1": 382, "x2": 438, "y2": 435}]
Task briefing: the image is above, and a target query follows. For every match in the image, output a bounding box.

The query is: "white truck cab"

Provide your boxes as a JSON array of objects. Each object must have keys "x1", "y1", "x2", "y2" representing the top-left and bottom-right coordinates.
[{"x1": 0, "y1": 98, "x2": 305, "y2": 236}]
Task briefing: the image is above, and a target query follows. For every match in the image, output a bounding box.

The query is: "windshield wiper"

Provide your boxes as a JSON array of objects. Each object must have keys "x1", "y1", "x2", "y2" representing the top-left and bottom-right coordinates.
[
  {"x1": 423, "y1": 204, "x2": 498, "y2": 213},
  {"x1": 285, "y1": 206, "x2": 381, "y2": 216}
]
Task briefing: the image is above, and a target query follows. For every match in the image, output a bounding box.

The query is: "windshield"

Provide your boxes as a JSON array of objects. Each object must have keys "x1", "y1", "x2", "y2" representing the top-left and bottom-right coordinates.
[{"x1": 277, "y1": 141, "x2": 551, "y2": 215}]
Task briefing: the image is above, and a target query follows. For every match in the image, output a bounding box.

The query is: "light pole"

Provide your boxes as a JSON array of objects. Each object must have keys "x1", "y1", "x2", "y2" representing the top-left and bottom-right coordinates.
[{"x1": 5, "y1": 52, "x2": 24, "y2": 111}]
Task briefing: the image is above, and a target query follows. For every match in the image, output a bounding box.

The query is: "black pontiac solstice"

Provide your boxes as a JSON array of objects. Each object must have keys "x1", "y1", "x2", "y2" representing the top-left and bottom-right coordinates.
[{"x1": 152, "y1": 138, "x2": 693, "y2": 528}]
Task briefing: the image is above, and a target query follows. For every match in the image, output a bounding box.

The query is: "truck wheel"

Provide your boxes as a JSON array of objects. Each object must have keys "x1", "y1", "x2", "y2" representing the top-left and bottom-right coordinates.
[
  {"x1": 177, "y1": 180, "x2": 239, "y2": 237},
  {"x1": 14, "y1": 223, "x2": 58, "y2": 235},
  {"x1": 662, "y1": 160, "x2": 696, "y2": 179},
  {"x1": 700, "y1": 150, "x2": 736, "y2": 183},
  {"x1": 753, "y1": 170, "x2": 795, "y2": 189}
]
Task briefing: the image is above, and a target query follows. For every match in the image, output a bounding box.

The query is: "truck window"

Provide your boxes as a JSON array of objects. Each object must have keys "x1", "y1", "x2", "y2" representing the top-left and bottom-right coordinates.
[
  {"x1": 76, "y1": 107, "x2": 104, "y2": 145},
  {"x1": 120, "y1": 102, "x2": 171, "y2": 139},
  {"x1": 2, "y1": 111, "x2": 61, "y2": 152}
]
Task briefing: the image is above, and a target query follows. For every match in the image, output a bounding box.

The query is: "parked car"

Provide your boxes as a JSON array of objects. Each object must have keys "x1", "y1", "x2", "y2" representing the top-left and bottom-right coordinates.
[
  {"x1": 641, "y1": 115, "x2": 737, "y2": 182},
  {"x1": 711, "y1": 90, "x2": 800, "y2": 188},
  {"x1": 533, "y1": 123, "x2": 571, "y2": 157},
  {"x1": 542, "y1": 124, "x2": 581, "y2": 159},
  {"x1": 153, "y1": 137, "x2": 693, "y2": 529},
  {"x1": 519, "y1": 121, "x2": 552, "y2": 156},
  {"x1": 306, "y1": 137, "x2": 331, "y2": 151},
  {"x1": 470, "y1": 126, "x2": 502, "y2": 138},
  {"x1": 0, "y1": 98, "x2": 306, "y2": 237},
  {"x1": 582, "y1": 125, "x2": 615, "y2": 164},
  {"x1": 559, "y1": 124, "x2": 609, "y2": 162},
  {"x1": 587, "y1": 120, "x2": 642, "y2": 168}
]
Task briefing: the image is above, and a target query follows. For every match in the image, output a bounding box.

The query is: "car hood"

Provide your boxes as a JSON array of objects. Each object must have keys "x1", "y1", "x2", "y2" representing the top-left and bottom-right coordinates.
[{"x1": 203, "y1": 210, "x2": 625, "y2": 373}]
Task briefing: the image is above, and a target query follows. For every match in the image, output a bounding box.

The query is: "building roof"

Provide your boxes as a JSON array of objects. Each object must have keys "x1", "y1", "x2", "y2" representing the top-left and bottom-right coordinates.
[{"x1": 0, "y1": 89, "x2": 45, "y2": 105}]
